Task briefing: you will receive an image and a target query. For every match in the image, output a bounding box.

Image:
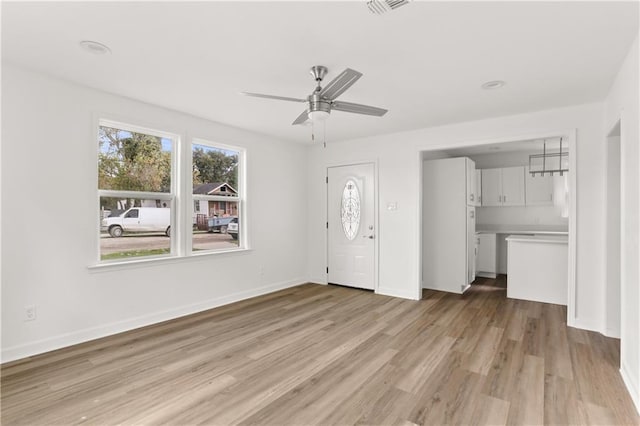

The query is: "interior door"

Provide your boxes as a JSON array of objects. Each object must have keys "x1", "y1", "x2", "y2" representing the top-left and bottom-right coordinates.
[{"x1": 328, "y1": 163, "x2": 375, "y2": 290}]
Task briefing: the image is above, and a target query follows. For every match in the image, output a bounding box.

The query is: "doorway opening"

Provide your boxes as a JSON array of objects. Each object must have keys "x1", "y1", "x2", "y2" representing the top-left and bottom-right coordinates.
[{"x1": 418, "y1": 132, "x2": 576, "y2": 326}]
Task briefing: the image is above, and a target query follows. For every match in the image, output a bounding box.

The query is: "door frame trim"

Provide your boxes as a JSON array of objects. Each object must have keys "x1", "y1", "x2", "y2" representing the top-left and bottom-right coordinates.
[{"x1": 326, "y1": 160, "x2": 379, "y2": 293}]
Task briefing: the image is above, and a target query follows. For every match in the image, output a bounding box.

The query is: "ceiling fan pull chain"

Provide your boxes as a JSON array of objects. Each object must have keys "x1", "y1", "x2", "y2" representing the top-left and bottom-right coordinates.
[{"x1": 323, "y1": 120, "x2": 327, "y2": 148}]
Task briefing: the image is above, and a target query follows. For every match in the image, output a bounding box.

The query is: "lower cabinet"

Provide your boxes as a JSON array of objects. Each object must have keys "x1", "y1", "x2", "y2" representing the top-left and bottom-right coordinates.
[{"x1": 476, "y1": 233, "x2": 497, "y2": 278}]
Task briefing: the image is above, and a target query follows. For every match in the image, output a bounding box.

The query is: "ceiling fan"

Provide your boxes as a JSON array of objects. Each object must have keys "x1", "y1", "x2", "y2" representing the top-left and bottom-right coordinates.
[{"x1": 242, "y1": 66, "x2": 388, "y2": 126}]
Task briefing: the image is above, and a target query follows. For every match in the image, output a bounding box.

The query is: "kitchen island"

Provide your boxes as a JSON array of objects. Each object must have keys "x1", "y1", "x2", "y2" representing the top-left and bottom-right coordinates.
[{"x1": 505, "y1": 234, "x2": 568, "y2": 305}]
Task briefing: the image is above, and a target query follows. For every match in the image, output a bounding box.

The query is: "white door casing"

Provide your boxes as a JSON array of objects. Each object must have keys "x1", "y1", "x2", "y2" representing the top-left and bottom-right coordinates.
[{"x1": 327, "y1": 163, "x2": 375, "y2": 290}]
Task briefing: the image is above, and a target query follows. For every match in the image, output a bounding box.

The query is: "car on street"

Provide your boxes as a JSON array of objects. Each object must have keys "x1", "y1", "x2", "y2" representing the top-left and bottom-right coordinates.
[{"x1": 227, "y1": 218, "x2": 239, "y2": 240}]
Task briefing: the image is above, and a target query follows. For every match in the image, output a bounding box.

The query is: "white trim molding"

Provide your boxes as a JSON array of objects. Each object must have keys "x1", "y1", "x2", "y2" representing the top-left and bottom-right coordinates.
[
  {"x1": 377, "y1": 286, "x2": 420, "y2": 300},
  {"x1": 621, "y1": 362, "x2": 640, "y2": 415}
]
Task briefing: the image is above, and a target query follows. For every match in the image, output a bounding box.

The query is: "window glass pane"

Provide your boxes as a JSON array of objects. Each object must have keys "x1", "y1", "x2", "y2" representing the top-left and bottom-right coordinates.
[
  {"x1": 100, "y1": 197, "x2": 172, "y2": 261},
  {"x1": 192, "y1": 201, "x2": 239, "y2": 252},
  {"x1": 99, "y1": 126, "x2": 172, "y2": 192},
  {"x1": 192, "y1": 144, "x2": 239, "y2": 196}
]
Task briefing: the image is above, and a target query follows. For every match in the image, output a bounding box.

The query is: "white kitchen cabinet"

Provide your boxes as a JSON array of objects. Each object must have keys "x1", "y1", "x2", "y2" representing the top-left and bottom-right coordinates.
[
  {"x1": 466, "y1": 158, "x2": 477, "y2": 206},
  {"x1": 501, "y1": 166, "x2": 525, "y2": 206},
  {"x1": 467, "y1": 207, "x2": 476, "y2": 284},
  {"x1": 422, "y1": 157, "x2": 475, "y2": 294},
  {"x1": 476, "y1": 233, "x2": 497, "y2": 278},
  {"x1": 481, "y1": 168, "x2": 502, "y2": 207},
  {"x1": 480, "y1": 167, "x2": 525, "y2": 207},
  {"x1": 525, "y1": 166, "x2": 554, "y2": 205},
  {"x1": 475, "y1": 169, "x2": 482, "y2": 206}
]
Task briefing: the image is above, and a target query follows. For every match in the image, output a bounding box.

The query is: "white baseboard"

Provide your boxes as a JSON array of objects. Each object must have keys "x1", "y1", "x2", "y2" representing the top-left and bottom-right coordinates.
[
  {"x1": 621, "y1": 362, "x2": 640, "y2": 415},
  {"x1": 476, "y1": 272, "x2": 497, "y2": 279},
  {"x1": 1, "y1": 278, "x2": 306, "y2": 364},
  {"x1": 604, "y1": 326, "x2": 621, "y2": 339},
  {"x1": 377, "y1": 286, "x2": 420, "y2": 300},
  {"x1": 568, "y1": 317, "x2": 603, "y2": 334}
]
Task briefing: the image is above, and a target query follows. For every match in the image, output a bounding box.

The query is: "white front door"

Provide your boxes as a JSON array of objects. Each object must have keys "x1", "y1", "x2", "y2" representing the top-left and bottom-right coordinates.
[{"x1": 327, "y1": 163, "x2": 375, "y2": 290}]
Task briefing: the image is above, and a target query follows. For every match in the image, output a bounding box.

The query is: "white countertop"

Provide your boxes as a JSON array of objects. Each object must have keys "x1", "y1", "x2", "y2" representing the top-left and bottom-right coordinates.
[
  {"x1": 505, "y1": 234, "x2": 569, "y2": 244},
  {"x1": 476, "y1": 224, "x2": 568, "y2": 235}
]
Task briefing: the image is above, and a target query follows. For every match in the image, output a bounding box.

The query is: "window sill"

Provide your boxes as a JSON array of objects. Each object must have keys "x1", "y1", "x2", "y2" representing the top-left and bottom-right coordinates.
[{"x1": 88, "y1": 247, "x2": 252, "y2": 273}]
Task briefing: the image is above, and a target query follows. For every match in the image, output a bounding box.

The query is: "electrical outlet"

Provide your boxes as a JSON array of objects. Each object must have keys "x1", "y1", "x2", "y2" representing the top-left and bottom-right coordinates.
[{"x1": 24, "y1": 305, "x2": 37, "y2": 321}]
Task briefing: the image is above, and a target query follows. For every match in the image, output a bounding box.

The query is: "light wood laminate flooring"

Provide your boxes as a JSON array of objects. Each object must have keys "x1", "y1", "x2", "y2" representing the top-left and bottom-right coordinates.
[{"x1": 2, "y1": 278, "x2": 639, "y2": 425}]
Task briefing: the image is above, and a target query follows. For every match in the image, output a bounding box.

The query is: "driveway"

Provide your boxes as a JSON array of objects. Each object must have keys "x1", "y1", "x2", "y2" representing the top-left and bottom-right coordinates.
[{"x1": 100, "y1": 232, "x2": 238, "y2": 255}]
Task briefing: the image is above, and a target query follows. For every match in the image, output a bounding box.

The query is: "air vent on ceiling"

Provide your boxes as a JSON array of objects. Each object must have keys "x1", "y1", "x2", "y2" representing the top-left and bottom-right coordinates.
[{"x1": 366, "y1": 0, "x2": 411, "y2": 15}]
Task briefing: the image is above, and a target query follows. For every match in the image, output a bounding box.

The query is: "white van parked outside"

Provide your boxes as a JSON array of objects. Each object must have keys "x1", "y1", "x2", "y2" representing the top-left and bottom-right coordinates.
[{"x1": 101, "y1": 207, "x2": 171, "y2": 237}]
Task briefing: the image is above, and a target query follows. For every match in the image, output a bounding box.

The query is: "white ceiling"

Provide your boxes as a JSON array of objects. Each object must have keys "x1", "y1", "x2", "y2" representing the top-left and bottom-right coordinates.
[{"x1": 2, "y1": 1, "x2": 638, "y2": 143}]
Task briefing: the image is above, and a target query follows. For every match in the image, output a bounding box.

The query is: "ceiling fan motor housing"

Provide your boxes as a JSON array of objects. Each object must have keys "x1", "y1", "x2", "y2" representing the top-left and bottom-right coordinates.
[{"x1": 308, "y1": 92, "x2": 331, "y2": 115}]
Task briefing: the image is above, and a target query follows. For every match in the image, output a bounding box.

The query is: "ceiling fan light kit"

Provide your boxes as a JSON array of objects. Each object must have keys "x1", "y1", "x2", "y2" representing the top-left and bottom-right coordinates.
[
  {"x1": 242, "y1": 65, "x2": 388, "y2": 144},
  {"x1": 366, "y1": 0, "x2": 411, "y2": 15}
]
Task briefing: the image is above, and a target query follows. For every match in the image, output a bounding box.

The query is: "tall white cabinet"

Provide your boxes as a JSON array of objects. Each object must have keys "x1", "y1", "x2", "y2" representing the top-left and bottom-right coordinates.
[
  {"x1": 475, "y1": 170, "x2": 482, "y2": 206},
  {"x1": 423, "y1": 157, "x2": 476, "y2": 294}
]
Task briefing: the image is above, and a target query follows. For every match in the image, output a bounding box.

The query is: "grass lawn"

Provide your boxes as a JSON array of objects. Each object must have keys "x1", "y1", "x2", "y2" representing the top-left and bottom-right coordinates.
[{"x1": 101, "y1": 248, "x2": 170, "y2": 260}]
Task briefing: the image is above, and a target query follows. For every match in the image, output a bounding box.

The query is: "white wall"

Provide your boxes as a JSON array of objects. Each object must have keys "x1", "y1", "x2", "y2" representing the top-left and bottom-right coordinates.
[
  {"x1": 604, "y1": 33, "x2": 640, "y2": 413},
  {"x1": 307, "y1": 103, "x2": 605, "y2": 330},
  {"x1": 476, "y1": 206, "x2": 567, "y2": 228},
  {"x1": 0, "y1": 65, "x2": 308, "y2": 362}
]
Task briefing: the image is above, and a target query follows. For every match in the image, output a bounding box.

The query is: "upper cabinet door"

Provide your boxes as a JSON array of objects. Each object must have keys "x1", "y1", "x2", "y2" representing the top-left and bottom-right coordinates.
[
  {"x1": 475, "y1": 169, "x2": 482, "y2": 206},
  {"x1": 525, "y1": 166, "x2": 554, "y2": 205},
  {"x1": 481, "y1": 168, "x2": 502, "y2": 206},
  {"x1": 501, "y1": 166, "x2": 525, "y2": 206},
  {"x1": 466, "y1": 158, "x2": 476, "y2": 206}
]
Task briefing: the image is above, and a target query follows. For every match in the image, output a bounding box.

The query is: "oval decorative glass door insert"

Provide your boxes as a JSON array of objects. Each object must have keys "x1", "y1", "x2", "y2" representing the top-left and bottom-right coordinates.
[{"x1": 341, "y1": 179, "x2": 361, "y2": 240}]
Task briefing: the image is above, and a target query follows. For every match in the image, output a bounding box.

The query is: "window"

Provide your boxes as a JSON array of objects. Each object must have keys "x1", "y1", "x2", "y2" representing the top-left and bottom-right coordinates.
[
  {"x1": 97, "y1": 120, "x2": 245, "y2": 264},
  {"x1": 191, "y1": 141, "x2": 241, "y2": 252},
  {"x1": 98, "y1": 122, "x2": 175, "y2": 261}
]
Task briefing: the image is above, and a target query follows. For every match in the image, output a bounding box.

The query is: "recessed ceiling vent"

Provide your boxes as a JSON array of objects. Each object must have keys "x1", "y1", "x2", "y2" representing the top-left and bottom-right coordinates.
[{"x1": 366, "y1": 0, "x2": 411, "y2": 15}]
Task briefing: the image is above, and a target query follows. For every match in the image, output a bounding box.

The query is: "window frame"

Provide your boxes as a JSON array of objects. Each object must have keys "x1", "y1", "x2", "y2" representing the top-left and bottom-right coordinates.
[
  {"x1": 94, "y1": 118, "x2": 247, "y2": 267},
  {"x1": 188, "y1": 138, "x2": 245, "y2": 256},
  {"x1": 97, "y1": 119, "x2": 179, "y2": 264}
]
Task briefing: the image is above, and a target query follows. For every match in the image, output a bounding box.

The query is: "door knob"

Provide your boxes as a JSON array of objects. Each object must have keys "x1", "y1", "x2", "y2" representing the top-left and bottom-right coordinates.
[{"x1": 363, "y1": 235, "x2": 375, "y2": 239}]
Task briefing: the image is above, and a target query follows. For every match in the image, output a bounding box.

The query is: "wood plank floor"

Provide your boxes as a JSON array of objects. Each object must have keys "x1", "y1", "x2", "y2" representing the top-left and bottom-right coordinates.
[{"x1": 2, "y1": 278, "x2": 639, "y2": 425}]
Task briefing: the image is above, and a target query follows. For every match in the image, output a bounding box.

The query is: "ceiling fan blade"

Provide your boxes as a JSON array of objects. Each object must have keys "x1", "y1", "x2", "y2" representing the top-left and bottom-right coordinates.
[
  {"x1": 331, "y1": 101, "x2": 388, "y2": 116},
  {"x1": 319, "y1": 68, "x2": 362, "y2": 100},
  {"x1": 241, "y1": 92, "x2": 306, "y2": 103},
  {"x1": 292, "y1": 110, "x2": 309, "y2": 125}
]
